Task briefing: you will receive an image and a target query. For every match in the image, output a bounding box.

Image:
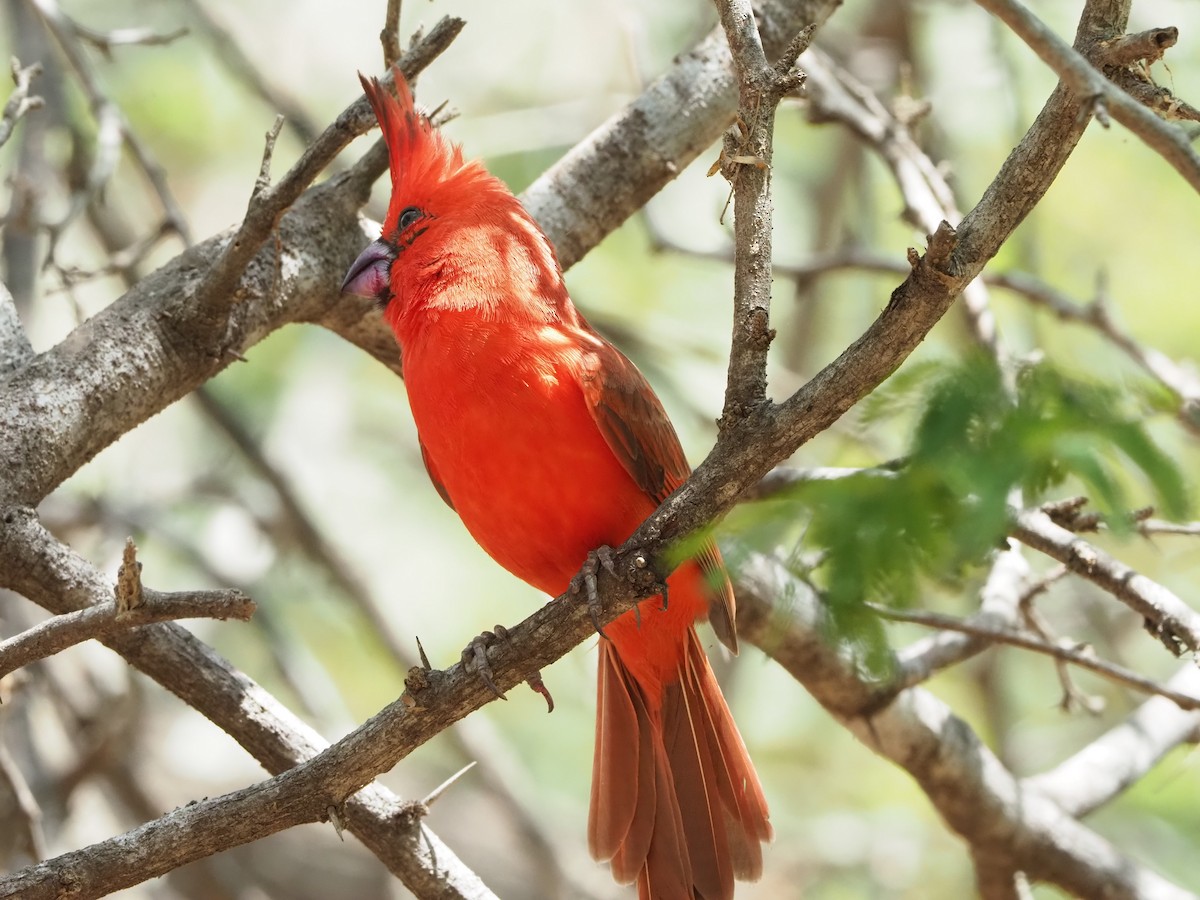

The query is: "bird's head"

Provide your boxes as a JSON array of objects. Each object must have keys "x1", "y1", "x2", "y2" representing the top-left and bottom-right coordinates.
[
  {"x1": 341, "y1": 70, "x2": 498, "y2": 315},
  {"x1": 342, "y1": 69, "x2": 570, "y2": 337}
]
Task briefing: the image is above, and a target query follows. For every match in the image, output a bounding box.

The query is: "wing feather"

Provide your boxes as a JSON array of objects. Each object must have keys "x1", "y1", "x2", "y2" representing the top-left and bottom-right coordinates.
[{"x1": 576, "y1": 333, "x2": 738, "y2": 653}]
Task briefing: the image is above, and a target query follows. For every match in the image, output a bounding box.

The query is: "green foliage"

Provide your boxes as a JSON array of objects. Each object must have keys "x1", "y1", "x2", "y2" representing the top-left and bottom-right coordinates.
[{"x1": 731, "y1": 354, "x2": 1189, "y2": 668}]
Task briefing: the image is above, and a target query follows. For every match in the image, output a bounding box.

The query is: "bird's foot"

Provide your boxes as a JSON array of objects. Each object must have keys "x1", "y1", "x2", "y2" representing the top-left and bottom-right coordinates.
[
  {"x1": 569, "y1": 546, "x2": 619, "y2": 639},
  {"x1": 461, "y1": 625, "x2": 510, "y2": 701},
  {"x1": 459, "y1": 626, "x2": 555, "y2": 711}
]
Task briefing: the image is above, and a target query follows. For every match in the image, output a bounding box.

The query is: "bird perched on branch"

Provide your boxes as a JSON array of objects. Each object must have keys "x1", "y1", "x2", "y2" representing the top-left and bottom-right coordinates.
[{"x1": 343, "y1": 69, "x2": 772, "y2": 899}]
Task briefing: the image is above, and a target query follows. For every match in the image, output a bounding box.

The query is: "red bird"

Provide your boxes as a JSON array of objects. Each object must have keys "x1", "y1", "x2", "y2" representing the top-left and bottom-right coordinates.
[{"x1": 343, "y1": 71, "x2": 772, "y2": 899}]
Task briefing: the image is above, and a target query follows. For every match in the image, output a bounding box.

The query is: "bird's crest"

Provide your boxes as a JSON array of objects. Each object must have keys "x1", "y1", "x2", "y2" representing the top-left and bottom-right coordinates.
[{"x1": 359, "y1": 69, "x2": 468, "y2": 237}]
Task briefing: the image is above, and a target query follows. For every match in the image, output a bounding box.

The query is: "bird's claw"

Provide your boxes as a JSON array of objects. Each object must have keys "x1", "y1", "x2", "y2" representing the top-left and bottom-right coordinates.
[
  {"x1": 527, "y1": 669, "x2": 555, "y2": 713},
  {"x1": 570, "y1": 546, "x2": 619, "y2": 639},
  {"x1": 459, "y1": 626, "x2": 554, "y2": 709},
  {"x1": 461, "y1": 625, "x2": 509, "y2": 701}
]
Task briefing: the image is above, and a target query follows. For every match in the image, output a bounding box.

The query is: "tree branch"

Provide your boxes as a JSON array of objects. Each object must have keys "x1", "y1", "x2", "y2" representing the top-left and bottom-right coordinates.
[
  {"x1": 0, "y1": 587, "x2": 255, "y2": 682},
  {"x1": 189, "y1": 15, "x2": 465, "y2": 341},
  {"x1": 711, "y1": 0, "x2": 811, "y2": 421},
  {"x1": 517, "y1": 0, "x2": 840, "y2": 272},
  {"x1": 872, "y1": 603, "x2": 1200, "y2": 711},
  {"x1": 0, "y1": 507, "x2": 494, "y2": 899},
  {"x1": 732, "y1": 551, "x2": 1196, "y2": 900},
  {"x1": 975, "y1": 0, "x2": 1200, "y2": 191},
  {"x1": 1011, "y1": 507, "x2": 1200, "y2": 656},
  {"x1": 0, "y1": 57, "x2": 43, "y2": 150},
  {"x1": 1025, "y1": 664, "x2": 1200, "y2": 818}
]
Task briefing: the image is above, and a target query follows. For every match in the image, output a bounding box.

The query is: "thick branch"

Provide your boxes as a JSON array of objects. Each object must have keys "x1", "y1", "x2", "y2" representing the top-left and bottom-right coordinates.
[
  {"x1": 732, "y1": 552, "x2": 1196, "y2": 900},
  {"x1": 1025, "y1": 665, "x2": 1200, "y2": 817},
  {"x1": 0, "y1": 508, "x2": 493, "y2": 899}
]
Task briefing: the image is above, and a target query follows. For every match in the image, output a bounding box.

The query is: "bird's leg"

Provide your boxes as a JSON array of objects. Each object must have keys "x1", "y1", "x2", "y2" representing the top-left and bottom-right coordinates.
[
  {"x1": 459, "y1": 625, "x2": 555, "y2": 711},
  {"x1": 569, "y1": 546, "x2": 619, "y2": 639}
]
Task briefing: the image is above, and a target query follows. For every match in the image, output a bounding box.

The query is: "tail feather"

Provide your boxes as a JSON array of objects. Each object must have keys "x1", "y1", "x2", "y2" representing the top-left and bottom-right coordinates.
[
  {"x1": 590, "y1": 649, "x2": 643, "y2": 862},
  {"x1": 590, "y1": 630, "x2": 771, "y2": 899},
  {"x1": 663, "y1": 677, "x2": 733, "y2": 898}
]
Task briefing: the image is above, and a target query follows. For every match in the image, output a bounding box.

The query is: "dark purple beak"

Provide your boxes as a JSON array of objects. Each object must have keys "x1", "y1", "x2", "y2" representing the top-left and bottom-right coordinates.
[{"x1": 341, "y1": 240, "x2": 394, "y2": 301}]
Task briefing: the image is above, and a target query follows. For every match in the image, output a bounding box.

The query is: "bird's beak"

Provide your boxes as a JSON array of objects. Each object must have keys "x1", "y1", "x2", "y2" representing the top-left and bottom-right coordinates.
[{"x1": 341, "y1": 240, "x2": 394, "y2": 301}]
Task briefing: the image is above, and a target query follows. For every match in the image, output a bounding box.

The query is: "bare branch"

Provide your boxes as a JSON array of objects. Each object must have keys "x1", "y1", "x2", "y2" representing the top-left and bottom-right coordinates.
[
  {"x1": 1026, "y1": 664, "x2": 1200, "y2": 817},
  {"x1": 517, "y1": 0, "x2": 841, "y2": 272},
  {"x1": 0, "y1": 508, "x2": 494, "y2": 898},
  {"x1": 732, "y1": 552, "x2": 1196, "y2": 900},
  {"x1": 0, "y1": 57, "x2": 43, "y2": 150},
  {"x1": 1140, "y1": 519, "x2": 1200, "y2": 537},
  {"x1": 381, "y1": 0, "x2": 403, "y2": 68},
  {"x1": 872, "y1": 603, "x2": 1200, "y2": 711},
  {"x1": 975, "y1": 0, "x2": 1200, "y2": 191},
  {"x1": 0, "y1": 587, "x2": 255, "y2": 683},
  {"x1": 973, "y1": 853, "x2": 1034, "y2": 900},
  {"x1": 711, "y1": 0, "x2": 812, "y2": 421},
  {"x1": 891, "y1": 546, "x2": 1033, "y2": 691},
  {"x1": 989, "y1": 270, "x2": 1200, "y2": 434},
  {"x1": 1098, "y1": 26, "x2": 1177, "y2": 68},
  {"x1": 0, "y1": 280, "x2": 33, "y2": 376},
  {"x1": 0, "y1": 741, "x2": 47, "y2": 863},
  {"x1": 28, "y1": 0, "x2": 192, "y2": 250},
  {"x1": 190, "y1": 15, "x2": 465, "y2": 341},
  {"x1": 178, "y1": 0, "x2": 324, "y2": 147},
  {"x1": 803, "y1": 47, "x2": 1000, "y2": 353},
  {"x1": 1011, "y1": 507, "x2": 1200, "y2": 656}
]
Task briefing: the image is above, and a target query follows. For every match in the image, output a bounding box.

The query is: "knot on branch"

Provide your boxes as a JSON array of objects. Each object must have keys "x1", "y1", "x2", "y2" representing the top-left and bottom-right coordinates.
[
  {"x1": 889, "y1": 222, "x2": 959, "y2": 314},
  {"x1": 115, "y1": 538, "x2": 144, "y2": 613},
  {"x1": 401, "y1": 664, "x2": 438, "y2": 708},
  {"x1": 1096, "y1": 27, "x2": 1178, "y2": 69},
  {"x1": 1090, "y1": 26, "x2": 1200, "y2": 123}
]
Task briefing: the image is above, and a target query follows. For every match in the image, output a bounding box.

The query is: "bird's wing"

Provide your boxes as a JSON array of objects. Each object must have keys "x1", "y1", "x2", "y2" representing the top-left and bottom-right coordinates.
[
  {"x1": 420, "y1": 439, "x2": 456, "y2": 510},
  {"x1": 577, "y1": 336, "x2": 738, "y2": 654}
]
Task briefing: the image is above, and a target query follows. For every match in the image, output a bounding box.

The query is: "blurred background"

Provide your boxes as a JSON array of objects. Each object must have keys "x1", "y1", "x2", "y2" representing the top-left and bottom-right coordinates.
[{"x1": 3, "y1": 0, "x2": 1200, "y2": 897}]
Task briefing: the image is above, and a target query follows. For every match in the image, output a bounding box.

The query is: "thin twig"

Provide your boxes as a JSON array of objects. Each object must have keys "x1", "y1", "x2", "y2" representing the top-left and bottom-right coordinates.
[
  {"x1": 0, "y1": 741, "x2": 47, "y2": 862},
  {"x1": 0, "y1": 58, "x2": 44, "y2": 150},
  {"x1": 381, "y1": 0, "x2": 403, "y2": 68},
  {"x1": 192, "y1": 15, "x2": 465, "y2": 340},
  {"x1": 989, "y1": 270, "x2": 1200, "y2": 434},
  {"x1": 1018, "y1": 572, "x2": 1105, "y2": 714},
  {"x1": 0, "y1": 587, "x2": 255, "y2": 682},
  {"x1": 27, "y1": 0, "x2": 193, "y2": 251},
  {"x1": 1011, "y1": 507, "x2": 1200, "y2": 656},
  {"x1": 712, "y1": 0, "x2": 811, "y2": 421},
  {"x1": 178, "y1": 0, "x2": 323, "y2": 147},
  {"x1": 872, "y1": 603, "x2": 1200, "y2": 711},
  {"x1": 803, "y1": 47, "x2": 1001, "y2": 354}
]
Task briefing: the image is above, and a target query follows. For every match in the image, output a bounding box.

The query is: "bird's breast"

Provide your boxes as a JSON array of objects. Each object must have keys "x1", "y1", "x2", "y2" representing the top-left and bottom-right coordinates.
[{"x1": 402, "y1": 320, "x2": 654, "y2": 596}]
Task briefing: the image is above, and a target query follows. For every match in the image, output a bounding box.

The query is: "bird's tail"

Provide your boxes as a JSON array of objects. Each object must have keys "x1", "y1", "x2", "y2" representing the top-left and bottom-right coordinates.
[{"x1": 589, "y1": 625, "x2": 772, "y2": 899}]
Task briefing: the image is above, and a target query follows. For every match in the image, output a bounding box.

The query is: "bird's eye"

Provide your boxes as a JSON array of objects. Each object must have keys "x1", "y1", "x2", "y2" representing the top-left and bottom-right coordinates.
[{"x1": 398, "y1": 206, "x2": 423, "y2": 231}]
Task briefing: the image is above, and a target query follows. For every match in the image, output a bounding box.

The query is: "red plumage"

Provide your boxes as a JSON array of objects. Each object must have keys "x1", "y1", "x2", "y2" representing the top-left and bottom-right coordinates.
[{"x1": 345, "y1": 70, "x2": 772, "y2": 899}]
